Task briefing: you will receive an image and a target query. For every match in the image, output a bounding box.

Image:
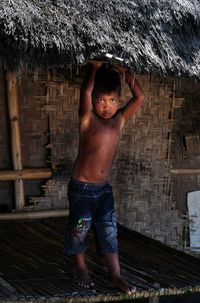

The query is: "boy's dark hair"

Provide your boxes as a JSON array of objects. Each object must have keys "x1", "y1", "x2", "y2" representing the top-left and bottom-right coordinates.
[{"x1": 92, "y1": 66, "x2": 121, "y2": 98}]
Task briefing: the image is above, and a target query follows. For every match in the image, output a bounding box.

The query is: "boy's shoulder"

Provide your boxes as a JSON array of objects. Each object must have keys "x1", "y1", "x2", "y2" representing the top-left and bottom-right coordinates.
[{"x1": 79, "y1": 110, "x2": 124, "y2": 130}]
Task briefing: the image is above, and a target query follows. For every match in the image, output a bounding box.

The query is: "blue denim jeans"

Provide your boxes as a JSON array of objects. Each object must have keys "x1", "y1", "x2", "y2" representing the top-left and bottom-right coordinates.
[{"x1": 65, "y1": 178, "x2": 118, "y2": 254}]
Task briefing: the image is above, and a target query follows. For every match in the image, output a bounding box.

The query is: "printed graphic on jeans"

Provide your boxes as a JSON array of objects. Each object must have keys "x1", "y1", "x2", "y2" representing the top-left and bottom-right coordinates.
[
  {"x1": 76, "y1": 217, "x2": 92, "y2": 231},
  {"x1": 73, "y1": 217, "x2": 92, "y2": 241}
]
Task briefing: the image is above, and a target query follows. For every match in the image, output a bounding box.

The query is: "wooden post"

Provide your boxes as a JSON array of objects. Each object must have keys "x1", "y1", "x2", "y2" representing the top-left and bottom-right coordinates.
[{"x1": 6, "y1": 72, "x2": 25, "y2": 210}]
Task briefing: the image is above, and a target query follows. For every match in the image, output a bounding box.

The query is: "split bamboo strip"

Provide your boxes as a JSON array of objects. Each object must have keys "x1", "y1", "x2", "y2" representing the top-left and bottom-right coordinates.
[
  {"x1": 166, "y1": 78, "x2": 176, "y2": 168},
  {"x1": 6, "y1": 72, "x2": 25, "y2": 209},
  {"x1": 170, "y1": 169, "x2": 200, "y2": 174},
  {"x1": 0, "y1": 168, "x2": 52, "y2": 181}
]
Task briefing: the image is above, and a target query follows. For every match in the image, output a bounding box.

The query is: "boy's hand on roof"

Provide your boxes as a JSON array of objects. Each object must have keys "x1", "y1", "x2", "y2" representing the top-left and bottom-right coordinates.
[
  {"x1": 115, "y1": 65, "x2": 135, "y2": 83},
  {"x1": 88, "y1": 60, "x2": 104, "y2": 68},
  {"x1": 114, "y1": 65, "x2": 127, "y2": 73}
]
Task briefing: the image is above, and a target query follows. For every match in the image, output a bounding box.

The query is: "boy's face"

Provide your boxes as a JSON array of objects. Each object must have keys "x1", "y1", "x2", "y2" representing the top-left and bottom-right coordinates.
[{"x1": 92, "y1": 91, "x2": 120, "y2": 119}]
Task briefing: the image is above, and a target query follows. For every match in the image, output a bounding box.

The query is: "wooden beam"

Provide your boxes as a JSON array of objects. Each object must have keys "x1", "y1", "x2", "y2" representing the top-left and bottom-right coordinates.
[
  {"x1": 0, "y1": 209, "x2": 68, "y2": 221},
  {"x1": 6, "y1": 72, "x2": 25, "y2": 209},
  {"x1": 0, "y1": 168, "x2": 52, "y2": 181},
  {"x1": 170, "y1": 169, "x2": 200, "y2": 175}
]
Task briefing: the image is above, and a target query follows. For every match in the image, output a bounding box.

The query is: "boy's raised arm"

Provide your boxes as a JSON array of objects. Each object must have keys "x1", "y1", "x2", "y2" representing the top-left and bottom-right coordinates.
[
  {"x1": 119, "y1": 68, "x2": 144, "y2": 122},
  {"x1": 79, "y1": 61, "x2": 102, "y2": 118}
]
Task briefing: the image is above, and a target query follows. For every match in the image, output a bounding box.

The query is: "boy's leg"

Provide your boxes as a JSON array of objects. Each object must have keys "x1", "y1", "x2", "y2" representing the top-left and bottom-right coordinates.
[
  {"x1": 104, "y1": 252, "x2": 136, "y2": 295},
  {"x1": 75, "y1": 253, "x2": 95, "y2": 288},
  {"x1": 65, "y1": 179, "x2": 98, "y2": 288},
  {"x1": 66, "y1": 215, "x2": 94, "y2": 288},
  {"x1": 94, "y1": 184, "x2": 136, "y2": 294}
]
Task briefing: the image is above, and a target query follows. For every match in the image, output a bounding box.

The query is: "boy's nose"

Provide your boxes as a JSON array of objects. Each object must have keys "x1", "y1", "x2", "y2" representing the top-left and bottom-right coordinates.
[{"x1": 103, "y1": 102, "x2": 109, "y2": 109}]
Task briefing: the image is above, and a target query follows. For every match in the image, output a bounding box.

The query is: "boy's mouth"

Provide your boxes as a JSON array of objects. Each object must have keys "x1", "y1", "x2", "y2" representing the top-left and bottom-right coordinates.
[{"x1": 103, "y1": 112, "x2": 112, "y2": 117}]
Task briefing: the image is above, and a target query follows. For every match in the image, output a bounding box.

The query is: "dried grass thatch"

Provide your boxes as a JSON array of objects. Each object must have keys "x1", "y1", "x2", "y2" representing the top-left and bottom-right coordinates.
[{"x1": 0, "y1": 0, "x2": 200, "y2": 76}]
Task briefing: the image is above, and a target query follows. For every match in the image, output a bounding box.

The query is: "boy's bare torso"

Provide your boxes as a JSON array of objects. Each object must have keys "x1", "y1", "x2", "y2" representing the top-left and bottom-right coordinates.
[{"x1": 72, "y1": 111, "x2": 123, "y2": 183}]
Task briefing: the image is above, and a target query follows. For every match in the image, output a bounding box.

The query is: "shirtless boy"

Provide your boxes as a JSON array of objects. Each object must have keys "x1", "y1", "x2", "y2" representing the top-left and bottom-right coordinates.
[{"x1": 65, "y1": 61, "x2": 144, "y2": 294}]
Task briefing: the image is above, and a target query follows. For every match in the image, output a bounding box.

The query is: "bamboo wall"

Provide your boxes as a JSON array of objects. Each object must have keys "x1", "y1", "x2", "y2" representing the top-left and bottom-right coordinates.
[
  {"x1": 18, "y1": 73, "x2": 50, "y2": 205},
  {"x1": 0, "y1": 67, "x2": 199, "y2": 249},
  {"x1": 171, "y1": 79, "x2": 200, "y2": 213},
  {"x1": 113, "y1": 76, "x2": 182, "y2": 248}
]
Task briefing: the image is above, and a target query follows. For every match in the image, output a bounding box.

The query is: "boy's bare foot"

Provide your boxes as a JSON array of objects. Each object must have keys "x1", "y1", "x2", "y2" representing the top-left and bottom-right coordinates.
[
  {"x1": 77, "y1": 270, "x2": 95, "y2": 289},
  {"x1": 110, "y1": 274, "x2": 136, "y2": 295}
]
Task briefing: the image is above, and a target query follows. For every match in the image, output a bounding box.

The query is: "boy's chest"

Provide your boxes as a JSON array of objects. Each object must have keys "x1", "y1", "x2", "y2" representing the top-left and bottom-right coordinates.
[{"x1": 80, "y1": 116, "x2": 122, "y2": 144}]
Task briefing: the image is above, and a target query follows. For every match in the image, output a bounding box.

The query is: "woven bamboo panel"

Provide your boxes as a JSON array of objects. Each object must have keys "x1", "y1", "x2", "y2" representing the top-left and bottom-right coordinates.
[
  {"x1": 17, "y1": 72, "x2": 50, "y2": 200},
  {"x1": 111, "y1": 75, "x2": 182, "y2": 248},
  {"x1": 19, "y1": 72, "x2": 49, "y2": 168},
  {"x1": 19, "y1": 69, "x2": 82, "y2": 210},
  {"x1": 171, "y1": 78, "x2": 200, "y2": 169},
  {"x1": 170, "y1": 78, "x2": 200, "y2": 251}
]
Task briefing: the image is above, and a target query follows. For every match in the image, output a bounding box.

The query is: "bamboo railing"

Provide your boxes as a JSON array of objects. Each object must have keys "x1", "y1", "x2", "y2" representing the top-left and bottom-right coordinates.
[{"x1": 4, "y1": 72, "x2": 52, "y2": 211}]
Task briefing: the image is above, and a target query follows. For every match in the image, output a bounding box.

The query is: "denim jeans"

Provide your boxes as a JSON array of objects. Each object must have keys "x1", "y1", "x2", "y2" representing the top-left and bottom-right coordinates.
[{"x1": 65, "y1": 178, "x2": 118, "y2": 254}]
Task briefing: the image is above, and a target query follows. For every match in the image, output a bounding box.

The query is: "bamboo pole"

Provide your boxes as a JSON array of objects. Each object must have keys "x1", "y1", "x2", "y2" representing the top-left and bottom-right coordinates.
[
  {"x1": 6, "y1": 72, "x2": 25, "y2": 210},
  {"x1": 0, "y1": 209, "x2": 68, "y2": 221},
  {"x1": 170, "y1": 169, "x2": 200, "y2": 175},
  {"x1": 0, "y1": 168, "x2": 52, "y2": 181}
]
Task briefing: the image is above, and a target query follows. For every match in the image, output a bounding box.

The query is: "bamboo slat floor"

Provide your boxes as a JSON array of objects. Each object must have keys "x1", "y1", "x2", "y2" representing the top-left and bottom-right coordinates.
[{"x1": 0, "y1": 217, "x2": 200, "y2": 303}]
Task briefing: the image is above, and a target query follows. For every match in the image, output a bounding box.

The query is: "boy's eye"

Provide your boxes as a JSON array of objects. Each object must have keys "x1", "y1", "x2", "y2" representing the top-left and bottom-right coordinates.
[
  {"x1": 98, "y1": 99, "x2": 104, "y2": 103},
  {"x1": 111, "y1": 99, "x2": 117, "y2": 102}
]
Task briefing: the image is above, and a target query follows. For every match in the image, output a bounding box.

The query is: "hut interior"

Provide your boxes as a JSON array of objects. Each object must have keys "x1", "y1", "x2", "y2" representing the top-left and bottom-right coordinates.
[{"x1": 0, "y1": 67, "x2": 200, "y2": 254}]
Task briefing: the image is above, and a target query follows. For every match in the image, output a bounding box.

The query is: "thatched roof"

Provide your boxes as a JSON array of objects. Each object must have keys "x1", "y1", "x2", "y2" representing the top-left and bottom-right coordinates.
[{"x1": 0, "y1": 0, "x2": 200, "y2": 77}]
